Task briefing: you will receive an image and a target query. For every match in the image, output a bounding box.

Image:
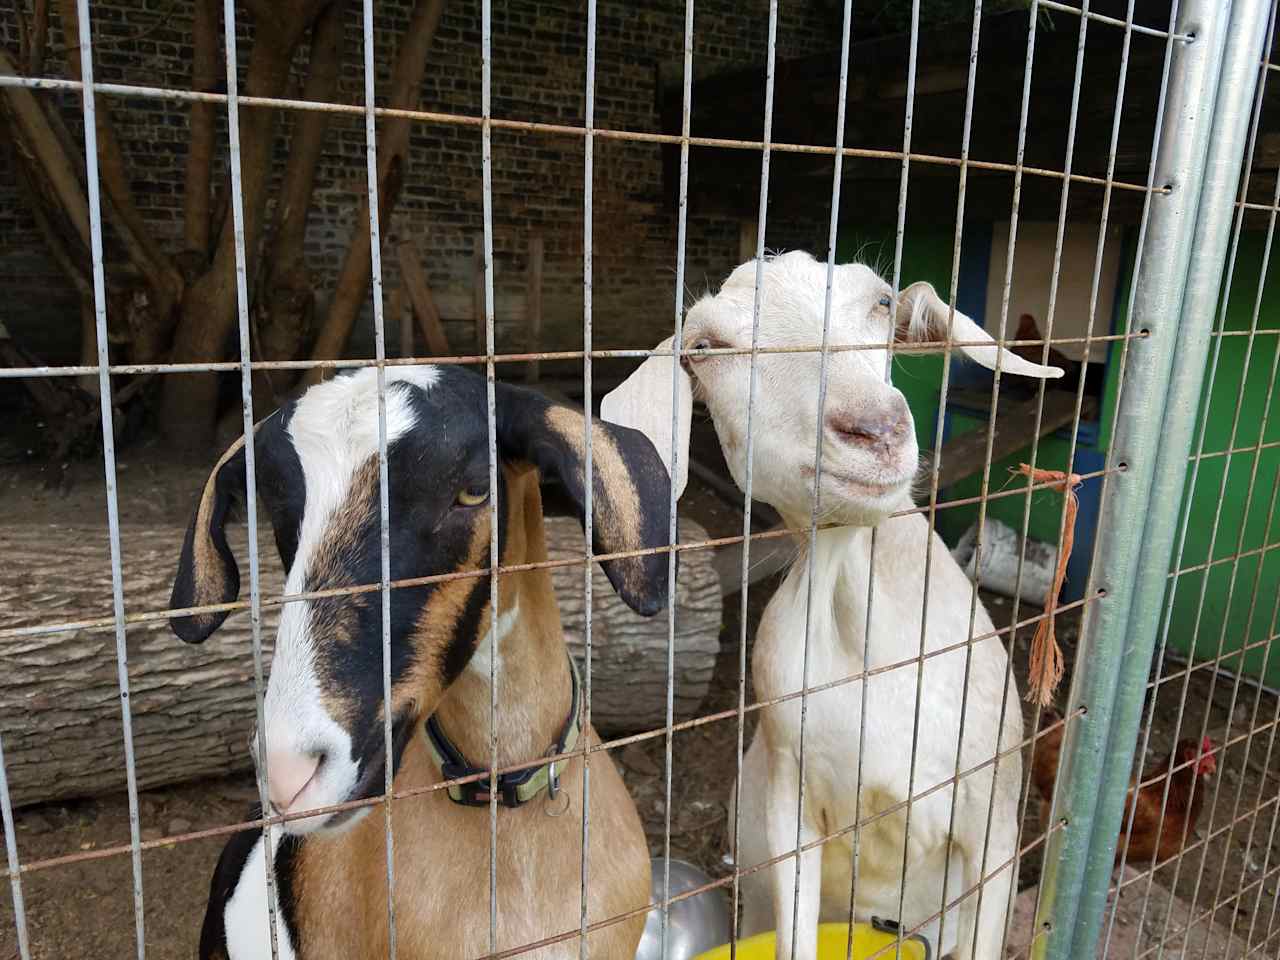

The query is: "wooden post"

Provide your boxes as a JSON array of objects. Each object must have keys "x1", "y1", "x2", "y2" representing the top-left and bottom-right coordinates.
[
  {"x1": 526, "y1": 234, "x2": 544, "y2": 383},
  {"x1": 738, "y1": 218, "x2": 758, "y2": 263},
  {"x1": 472, "y1": 234, "x2": 487, "y2": 354},
  {"x1": 389, "y1": 285, "x2": 411, "y2": 358},
  {"x1": 397, "y1": 243, "x2": 451, "y2": 358}
]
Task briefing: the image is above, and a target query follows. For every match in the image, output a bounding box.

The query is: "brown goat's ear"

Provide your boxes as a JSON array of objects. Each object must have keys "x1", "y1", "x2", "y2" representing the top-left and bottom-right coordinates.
[
  {"x1": 169, "y1": 435, "x2": 250, "y2": 644},
  {"x1": 495, "y1": 382, "x2": 673, "y2": 617}
]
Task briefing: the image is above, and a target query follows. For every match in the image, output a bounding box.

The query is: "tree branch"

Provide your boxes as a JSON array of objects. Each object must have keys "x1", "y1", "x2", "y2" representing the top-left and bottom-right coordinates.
[
  {"x1": 275, "y1": 3, "x2": 343, "y2": 264},
  {"x1": 244, "y1": 0, "x2": 331, "y2": 35},
  {"x1": 183, "y1": 0, "x2": 221, "y2": 256},
  {"x1": 0, "y1": 329, "x2": 76, "y2": 421},
  {"x1": 17, "y1": 0, "x2": 50, "y2": 74},
  {"x1": 0, "y1": 49, "x2": 92, "y2": 252},
  {"x1": 304, "y1": 0, "x2": 447, "y2": 384},
  {"x1": 56, "y1": 0, "x2": 184, "y2": 323},
  {"x1": 29, "y1": 0, "x2": 48, "y2": 73},
  {"x1": 12, "y1": 155, "x2": 92, "y2": 299},
  {"x1": 251, "y1": 0, "x2": 344, "y2": 410},
  {"x1": 186, "y1": 0, "x2": 326, "y2": 305},
  {"x1": 160, "y1": 0, "x2": 328, "y2": 444}
]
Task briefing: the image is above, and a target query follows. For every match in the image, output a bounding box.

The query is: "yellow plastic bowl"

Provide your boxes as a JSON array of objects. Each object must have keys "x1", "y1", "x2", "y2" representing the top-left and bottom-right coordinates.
[{"x1": 693, "y1": 921, "x2": 930, "y2": 960}]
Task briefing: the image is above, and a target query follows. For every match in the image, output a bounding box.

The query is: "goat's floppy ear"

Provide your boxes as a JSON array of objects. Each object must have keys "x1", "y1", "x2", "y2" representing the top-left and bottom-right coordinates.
[
  {"x1": 599, "y1": 335, "x2": 691, "y2": 499},
  {"x1": 495, "y1": 382, "x2": 673, "y2": 617},
  {"x1": 169, "y1": 435, "x2": 250, "y2": 644},
  {"x1": 897, "y1": 281, "x2": 1064, "y2": 379}
]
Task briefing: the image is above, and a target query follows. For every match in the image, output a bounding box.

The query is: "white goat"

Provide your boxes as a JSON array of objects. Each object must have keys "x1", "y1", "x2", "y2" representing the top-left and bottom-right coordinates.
[{"x1": 603, "y1": 251, "x2": 1062, "y2": 960}]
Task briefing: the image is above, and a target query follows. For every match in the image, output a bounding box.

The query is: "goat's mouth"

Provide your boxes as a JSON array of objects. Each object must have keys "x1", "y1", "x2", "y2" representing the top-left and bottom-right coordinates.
[
  {"x1": 802, "y1": 464, "x2": 913, "y2": 499},
  {"x1": 273, "y1": 712, "x2": 417, "y2": 836}
]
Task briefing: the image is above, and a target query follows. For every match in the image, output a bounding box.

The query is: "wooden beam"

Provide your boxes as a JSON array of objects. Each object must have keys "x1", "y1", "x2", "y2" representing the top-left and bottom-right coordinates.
[
  {"x1": 526, "y1": 234, "x2": 544, "y2": 383},
  {"x1": 388, "y1": 284, "x2": 410, "y2": 358},
  {"x1": 931, "y1": 389, "x2": 1093, "y2": 490},
  {"x1": 472, "y1": 233, "x2": 486, "y2": 353},
  {"x1": 663, "y1": 4, "x2": 1173, "y2": 223},
  {"x1": 397, "y1": 242, "x2": 451, "y2": 357}
]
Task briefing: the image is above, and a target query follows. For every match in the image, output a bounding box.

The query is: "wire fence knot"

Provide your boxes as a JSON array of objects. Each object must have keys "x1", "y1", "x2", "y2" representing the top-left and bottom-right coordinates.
[{"x1": 1013, "y1": 463, "x2": 1082, "y2": 707}]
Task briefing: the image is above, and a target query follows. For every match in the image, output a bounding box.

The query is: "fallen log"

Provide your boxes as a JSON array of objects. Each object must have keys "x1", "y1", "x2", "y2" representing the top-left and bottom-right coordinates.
[{"x1": 0, "y1": 517, "x2": 721, "y2": 807}]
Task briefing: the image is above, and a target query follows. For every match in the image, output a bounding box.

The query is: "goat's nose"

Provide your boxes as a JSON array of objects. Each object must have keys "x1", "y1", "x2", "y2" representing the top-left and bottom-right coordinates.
[
  {"x1": 828, "y1": 399, "x2": 909, "y2": 447},
  {"x1": 264, "y1": 749, "x2": 323, "y2": 815}
]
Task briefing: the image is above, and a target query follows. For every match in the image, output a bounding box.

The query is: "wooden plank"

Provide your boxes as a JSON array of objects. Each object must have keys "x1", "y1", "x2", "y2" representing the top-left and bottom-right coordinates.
[
  {"x1": 526, "y1": 234, "x2": 544, "y2": 383},
  {"x1": 397, "y1": 242, "x2": 451, "y2": 357},
  {"x1": 472, "y1": 234, "x2": 486, "y2": 353},
  {"x1": 427, "y1": 290, "x2": 528, "y2": 324},
  {"x1": 932, "y1": 389, "x2": 1087, "y2": 490}
]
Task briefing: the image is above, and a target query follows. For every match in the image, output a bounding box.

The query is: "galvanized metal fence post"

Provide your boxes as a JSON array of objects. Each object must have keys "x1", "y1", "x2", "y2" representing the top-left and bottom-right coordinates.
[
  {"x1": 1077, "y1": 2, "x2": 1272, "y2": 956},
  {"x1": 1033, "y1": 2, "x2": 1267, "y2": 957}
]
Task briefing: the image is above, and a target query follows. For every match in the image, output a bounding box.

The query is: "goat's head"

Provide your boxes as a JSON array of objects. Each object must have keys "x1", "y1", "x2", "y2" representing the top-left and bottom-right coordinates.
[
  {"x1": 604, "y1": 251, "x2": 1062, "y2": 526},
  {"x1": 168, "y1": 367, "x2": 671, "y2": 835}
]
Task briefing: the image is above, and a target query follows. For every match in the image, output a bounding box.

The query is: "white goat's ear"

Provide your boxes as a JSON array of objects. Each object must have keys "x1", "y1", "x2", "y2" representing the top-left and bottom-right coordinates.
[
  {"x1": 896, "y1": 281, "x2": 1064, "y2": 379},
  {"x1": 600, "y1": 336, "x2": 692, "y2": 499}
]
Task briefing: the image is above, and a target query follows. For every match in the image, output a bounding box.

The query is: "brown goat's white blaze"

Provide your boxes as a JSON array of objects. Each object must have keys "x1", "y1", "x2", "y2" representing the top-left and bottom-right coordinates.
[{"x1": 257, "y1": 368, "x2": 443, "y2": 835}]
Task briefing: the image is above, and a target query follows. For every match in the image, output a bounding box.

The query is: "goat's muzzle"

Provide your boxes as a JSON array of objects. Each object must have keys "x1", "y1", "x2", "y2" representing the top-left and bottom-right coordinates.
[
  {"x1": 826, "y1": 395, "x2": 911, "y2": 455},
  {"x1": 264, "y1": 748, "x2": 323, "y2": 818}
]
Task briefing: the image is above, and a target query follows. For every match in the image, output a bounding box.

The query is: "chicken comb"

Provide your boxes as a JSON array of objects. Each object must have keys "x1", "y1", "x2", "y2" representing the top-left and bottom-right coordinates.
[{"x1": 1195, "y1": 736, "x2": 1217, "y2": 775}]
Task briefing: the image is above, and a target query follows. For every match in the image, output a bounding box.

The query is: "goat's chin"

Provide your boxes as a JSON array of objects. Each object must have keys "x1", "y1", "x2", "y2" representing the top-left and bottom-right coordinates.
[
  {"x1": 826, "y1": 490, "x2": 911, "y2": 528},
  {"x1": 272, "y1": 778, "x2": 361, "y2": 836},
  {"x1": 774, "y1": 476, "x2": 912, "y2": 530},
  {"x1": 797, "y1": 464, "x2": 915, "y2": 526},
  {"x1": 280, "y1": 803, "x2": 370, "y2": 837}
]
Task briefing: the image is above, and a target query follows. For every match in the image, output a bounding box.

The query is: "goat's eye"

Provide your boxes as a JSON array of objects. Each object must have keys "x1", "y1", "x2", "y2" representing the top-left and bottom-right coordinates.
[
  {"x1": 687, "y1": 337, "x2": 728, "y2": 362},
  {"x1": 455, "y1": 484, "x2": 490, "y2": 508},
  {"x1": 878, "y1": 295, "x2": 892, "y2": 309}
]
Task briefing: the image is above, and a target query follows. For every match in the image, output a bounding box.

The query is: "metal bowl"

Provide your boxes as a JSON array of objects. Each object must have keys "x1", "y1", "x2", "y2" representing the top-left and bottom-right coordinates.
[{"x1": 634, "y1": 859, "x2": 732, "y2": 960}]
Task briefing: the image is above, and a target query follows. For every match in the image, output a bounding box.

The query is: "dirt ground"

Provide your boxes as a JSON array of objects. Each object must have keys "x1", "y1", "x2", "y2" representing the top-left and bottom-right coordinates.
[{"x1": 2, "y1": 430, "x2": 1278, "y2": 958}]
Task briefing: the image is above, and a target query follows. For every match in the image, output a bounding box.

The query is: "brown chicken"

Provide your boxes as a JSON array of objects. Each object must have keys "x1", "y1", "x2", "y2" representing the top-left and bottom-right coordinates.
[
  {"x1": 1012, "y1": 313, "x2": 1079, "y2": 378},
  {"x1": 1030, "y1": 710, "x2": 1217, "y2": 869}
]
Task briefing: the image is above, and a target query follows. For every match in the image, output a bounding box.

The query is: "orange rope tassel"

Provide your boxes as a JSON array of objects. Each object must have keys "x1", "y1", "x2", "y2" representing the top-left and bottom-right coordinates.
[{"x1": 1014, "y1": 463, "x2": 1082, "y2": 707}]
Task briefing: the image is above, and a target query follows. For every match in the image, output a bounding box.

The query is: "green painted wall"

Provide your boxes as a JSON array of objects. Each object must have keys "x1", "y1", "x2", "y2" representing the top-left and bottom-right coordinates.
[
  {"x1": 1160, "y1": 233, "x2": 1280, "y2": 689},
  {"x1": 837, "y1": 224, "x2": 1280, "y2": 688}
]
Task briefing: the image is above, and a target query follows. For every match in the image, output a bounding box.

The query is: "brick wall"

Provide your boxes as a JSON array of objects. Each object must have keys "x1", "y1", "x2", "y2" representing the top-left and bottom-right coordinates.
[{"x1": 0, "y1": 0, "x2": 841, "y2": 372}]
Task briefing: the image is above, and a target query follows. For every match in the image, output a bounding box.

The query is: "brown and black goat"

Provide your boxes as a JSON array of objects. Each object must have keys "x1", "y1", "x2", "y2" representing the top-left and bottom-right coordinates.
[{"x1": 169, "y1": 366, "x2": 672, "y2": 959}]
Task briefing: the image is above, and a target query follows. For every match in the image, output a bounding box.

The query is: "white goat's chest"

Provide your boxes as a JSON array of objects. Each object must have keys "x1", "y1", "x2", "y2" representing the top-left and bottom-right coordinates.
[{"x1": 752, "y1": 518, "x2": 1023, "y2": 878}]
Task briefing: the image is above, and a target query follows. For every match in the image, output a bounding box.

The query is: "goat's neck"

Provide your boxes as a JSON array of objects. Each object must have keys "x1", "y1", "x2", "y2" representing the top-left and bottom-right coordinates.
[
  {"x1": 777, "y1": 500, "x2": 921, "y2": 664},
  {"x1": 429, "y1": 468, "x2": 573, "y2": 769},
  {"x1": 431, "y1": 580, "x2": 572, "y2": 769}
]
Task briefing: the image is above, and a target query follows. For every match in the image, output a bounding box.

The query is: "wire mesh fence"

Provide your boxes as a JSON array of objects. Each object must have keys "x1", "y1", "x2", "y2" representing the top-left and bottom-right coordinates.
[{"x1": 1, "y1": 0, "x2": 1278, "y2": 959}]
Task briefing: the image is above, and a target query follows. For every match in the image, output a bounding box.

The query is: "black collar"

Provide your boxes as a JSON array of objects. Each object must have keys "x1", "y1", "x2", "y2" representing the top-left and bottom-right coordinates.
[{"x1": 424, "y1": 655, "x2": 582, "y2": 808}]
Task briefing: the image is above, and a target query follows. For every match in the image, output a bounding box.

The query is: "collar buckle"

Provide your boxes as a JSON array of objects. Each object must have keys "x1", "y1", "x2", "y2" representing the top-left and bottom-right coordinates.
[{"x1": 426, "y1": 653, "x2": 581, "y2": 809}]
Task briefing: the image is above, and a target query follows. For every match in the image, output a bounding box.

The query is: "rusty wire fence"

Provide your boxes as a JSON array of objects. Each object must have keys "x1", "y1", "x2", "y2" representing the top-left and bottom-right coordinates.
[{"x1": 1, "y1": 0, "x2": 1278, "y2": 958}]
